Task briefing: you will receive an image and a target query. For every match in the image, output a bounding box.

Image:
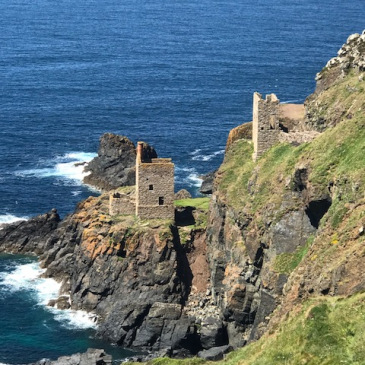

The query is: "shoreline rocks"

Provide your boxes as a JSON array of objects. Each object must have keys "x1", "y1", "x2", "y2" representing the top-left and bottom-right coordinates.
[{"x1": 199, "y1": 171, "x2": 216, "y2": 195}]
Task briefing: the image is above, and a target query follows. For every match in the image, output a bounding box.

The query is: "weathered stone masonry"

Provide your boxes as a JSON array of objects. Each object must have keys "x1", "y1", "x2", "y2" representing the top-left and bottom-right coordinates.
[
  {"x1": 108, "y1": 142, "x2": 175, "y2": 220},
  {"x1": 109, "y1": 190, "x2": 135, "y2": 216},
  {"x1": 252, "y1": 92, "x2": 280, "y2": 160},
  {"x1": 251, "y1": 92, "x2": 317, "y2": 160},
  {"x1": 136, "y1": 142, "x2": 175, "y2": 220}
]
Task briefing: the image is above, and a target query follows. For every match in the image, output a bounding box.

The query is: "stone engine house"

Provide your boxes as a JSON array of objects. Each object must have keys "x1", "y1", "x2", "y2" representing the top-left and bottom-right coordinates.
[
  {"x1": 252, "y1": 92, "x2": 280, "y2": 160},
  {"x1": 136, "y1": 142, "x2": 175, "y2": 220},
  {"x1": 251, "y1": 91, "x2": 316, "y2": 161},
  {"x1": 109, "y1": 142, "x2": 175, "y2": 220}
]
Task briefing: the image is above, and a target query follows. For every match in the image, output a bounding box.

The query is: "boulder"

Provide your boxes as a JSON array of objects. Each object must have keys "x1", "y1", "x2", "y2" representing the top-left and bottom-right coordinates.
[
  {"x1": 175, "y1": 189, "x2": 192, "y2": 200},
  {"x1": 198, "y1": 345, "x2": 232, "y2": 361},
  {"x1": 199, "y1": 316, "x2": 227, "y2": 349},
  {"x1": 83, "y1": 133, "x2": 157, "y2": 191},
  {"x1": 199, "y1": 171, "x2": 216, "y2": 195},
  {"x1": 48, "y1": 295, "x2": 71, "y2": 310}
]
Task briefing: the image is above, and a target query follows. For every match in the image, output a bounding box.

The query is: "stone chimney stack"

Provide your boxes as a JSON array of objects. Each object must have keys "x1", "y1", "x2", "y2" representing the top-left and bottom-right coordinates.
[{"x1": 136, "y1": 141, "x2": 143, "y2": 164}]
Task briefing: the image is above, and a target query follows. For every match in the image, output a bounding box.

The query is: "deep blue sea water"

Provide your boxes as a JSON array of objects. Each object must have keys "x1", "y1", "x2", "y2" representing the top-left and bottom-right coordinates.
[{"x1": 0, "y1": 0, "x2": 364, "y2": 362}]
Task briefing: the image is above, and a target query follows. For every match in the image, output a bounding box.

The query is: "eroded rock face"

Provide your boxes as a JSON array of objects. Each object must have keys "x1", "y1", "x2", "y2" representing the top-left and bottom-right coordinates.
[
  {"x1": 0, "y1": 195, "x2": 217, "y2": 356},
  {"x1": 315, "y1": 31, "x2": 365, "y2": 93},
  {"x1": 83, "y1": 133, "x2": 157, "y2": 191},
  {"x1": 305, "y1": 31, "x2": 365, "y2": 131},
  {"x1": 205, "y1": 191, "x2": 318, "y2": 346},
  {"x1": 0, "y1": 209, "x2": 61, "y2": 255},
  {"x1": 225, "y1": 122, "x2": 252, "y2": 151}
]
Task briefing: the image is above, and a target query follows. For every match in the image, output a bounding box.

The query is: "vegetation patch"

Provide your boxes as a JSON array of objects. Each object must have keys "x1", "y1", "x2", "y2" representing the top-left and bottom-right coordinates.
[
  {"x1": 136, "y1": 293, "x2": 365, "y2": 365},
  {"x1": 174, "y1": 197, "x2": 210, "y2": 211},
  {"x1": 217, "y1": 72, "x2": 365, "y2": 220},
  {"x1": 274, "y1": 235, "x2": 315, "y2": 274}
]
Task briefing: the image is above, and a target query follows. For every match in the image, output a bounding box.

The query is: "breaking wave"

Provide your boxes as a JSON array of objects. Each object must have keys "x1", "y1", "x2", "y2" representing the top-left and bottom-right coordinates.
[
  {"x1": 15, "y1": 152, "x2": 96, "y2": 185},
  {"x1": 0, "y1": 214, "x2": 28, "y2": 225},
  {"x1": 0, "y1": 262, "x2": 97, "y2": 330}
]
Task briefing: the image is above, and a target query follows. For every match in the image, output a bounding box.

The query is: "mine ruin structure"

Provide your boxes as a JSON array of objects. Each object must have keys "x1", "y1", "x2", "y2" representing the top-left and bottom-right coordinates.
[
  {"x1": 136, "y1": 142, "x2": 175, "y2": 220},
  {"x1": 109, "y1": 142, "x2": 175, "y2": 220},
  {"x1": 252, "y1": 92, "x2": 280, "y2": 160},
  {"x1": 251, "y1": 91, "x2": 318, "y2": 160},
  {"x1": 109, "y1": 188, "x2": 135, "y2": 216}
]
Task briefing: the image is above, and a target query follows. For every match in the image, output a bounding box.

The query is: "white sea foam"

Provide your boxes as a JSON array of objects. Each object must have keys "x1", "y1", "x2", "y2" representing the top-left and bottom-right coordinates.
[
  {"x1": 187, "y1": 173, "x2": 203, "y2": 187},
  {"x1": 0, "y1": 214, "x2": 28, "y2": 225},
  {"x1": 191, "y1": 149, "x2": 225, "y2": 162},
  {"x1": 16, "y1": 152, "x2": 97, "y2": 185},
  {"x1": 175, "y1": 166, "x2": 202, "y2": 188},
  {"x1": 1, "y1": 262, "x2": 58, "y2": 299},
  {"x1": 51, "y1": 308, "x2": 97, "y2": 330},
  {"x1": 0, "y1": 262, "x2": 97, "y2": 330},
  {"x1": 189, "y1": 148, "x2": 202, "y2": 156}
]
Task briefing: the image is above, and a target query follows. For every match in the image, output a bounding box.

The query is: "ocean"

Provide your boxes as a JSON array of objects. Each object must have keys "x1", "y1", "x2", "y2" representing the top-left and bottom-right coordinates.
[{"x1": 0, "y1": 0, "x2": 364, "y2": 362}]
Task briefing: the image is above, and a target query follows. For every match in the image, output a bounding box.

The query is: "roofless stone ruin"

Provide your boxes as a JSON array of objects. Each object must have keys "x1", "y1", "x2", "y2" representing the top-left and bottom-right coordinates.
[{"x1": 109, "y1": 142, "x2": 175, "y2": 220}]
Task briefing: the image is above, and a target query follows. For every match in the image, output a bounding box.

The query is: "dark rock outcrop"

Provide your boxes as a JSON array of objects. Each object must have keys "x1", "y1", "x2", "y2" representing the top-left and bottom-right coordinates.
[
  {"x1": 83, "y1": 133, "x2": 157, "y2": 190},
  {"x1": 0, "y1": 195, "x2": 215, "y2": 357},
  {"x1": 205, "y1": 180, "x2": 320, "y2": 347},
  {"x1": 0, "y1": 209, "x2": 61, "y2": 255},
  {"x1": 198, "y1": 345, "x2": 232, "y2": 361},
  {"x1": 30, "y1": 348, "x2": 111, "y2": 365},
  {"x1": 200, "y1": 171, "x2": 216, "y2": 195}
]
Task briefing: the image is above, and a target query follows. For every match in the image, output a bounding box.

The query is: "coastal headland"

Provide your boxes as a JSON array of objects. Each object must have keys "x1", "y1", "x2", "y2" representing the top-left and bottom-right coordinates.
[{"x1": 1, "y1": 31, "x2": 365, "y2": 364}]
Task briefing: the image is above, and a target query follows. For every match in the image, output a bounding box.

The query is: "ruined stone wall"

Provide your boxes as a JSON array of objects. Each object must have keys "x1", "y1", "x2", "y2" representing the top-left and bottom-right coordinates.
[
  {"x1": 252, "y1": 92, "x2": 280, "y2": 160},
  {"x1": 109, "y1": 191, "x2": 135, "y2": 216},
  {"x1": 136, "y1": 159, "x2": 175, "y2": 220}
]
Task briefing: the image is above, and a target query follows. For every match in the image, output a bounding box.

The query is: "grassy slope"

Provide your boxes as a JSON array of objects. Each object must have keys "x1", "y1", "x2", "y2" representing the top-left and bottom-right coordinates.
[
  {"x1": 220, "y1": 293, "x2": 365, "y2": 365},
  {"x1": 174, "y1": 197, "x2": 210, "y2": 211},
  {"x1": 216, "y1": 71, "x2": 365, "y2": 276},
  {"x1": 145, "y1": 293, "x2": 365, "y2": 365},
  {"x1": 134, "y1": 72, "x2": 365, "y2": 364}
]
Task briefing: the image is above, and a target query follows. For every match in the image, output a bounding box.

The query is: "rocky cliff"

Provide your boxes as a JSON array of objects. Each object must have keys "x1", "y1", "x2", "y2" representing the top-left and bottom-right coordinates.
[
  {"x1": 1, "y1": 31, "x2": 364, "y2": 365},
  {"x1": 189, "y1": 31, "x2": 365, "y2": 364},
  {"x1": 305, "y1": 30, "x2": 365, "y2": 131},
  {"x1": 0, "y1": 194, "x2": 217, "y2": 357}
]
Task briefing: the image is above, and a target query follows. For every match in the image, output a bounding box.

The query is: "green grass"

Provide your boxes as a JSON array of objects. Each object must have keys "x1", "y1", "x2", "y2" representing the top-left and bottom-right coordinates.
[
  {"x1": 217, "y1": 140, "x2": 254, "y2": 210},
  {"x1": 134, "y1": 293, "x2": 365, "y2": 365},
  {"x1": 174, "y1": 197, "x2": 210, "y2": 211},
  {"x1": 217, "y1": 72, "x2": 365, "y2": 217},
  {"x1": 116, "y1": 185, "x2": 135, "y2": 194},
  {"x1": 224, "y1": 293, "x2": 365, "y2": 365},
  {"x1": 274, "y1": 235, "x2": 315, "y2": 274}
]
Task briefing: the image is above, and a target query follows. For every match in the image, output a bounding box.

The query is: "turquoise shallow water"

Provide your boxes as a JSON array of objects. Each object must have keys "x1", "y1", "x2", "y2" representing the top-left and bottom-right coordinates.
[
  {"x1": 0, "y1": 254, "x2": 135, "y2": 364},
  {"x1": 0, "y1": 0, "x2": 364, "y2": 362}
]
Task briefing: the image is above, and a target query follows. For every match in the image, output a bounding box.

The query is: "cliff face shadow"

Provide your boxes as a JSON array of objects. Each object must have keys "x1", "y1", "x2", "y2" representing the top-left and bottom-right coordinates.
[
  {"x1": 175, "y1": 207, "x2": 196, "y2": 227},
  {"x1": 306, "y1": 198, "x2": 332, "y2": 229},
  {"x1": 171, "y1": 225, "x2": 193, "y2": 305}
]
